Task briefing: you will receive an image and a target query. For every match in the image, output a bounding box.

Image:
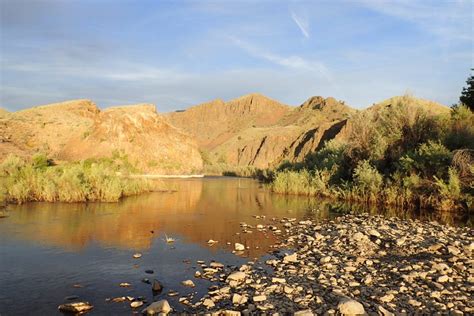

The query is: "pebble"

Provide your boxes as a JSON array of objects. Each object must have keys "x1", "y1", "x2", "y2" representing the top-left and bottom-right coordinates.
[
  {"x1": 58, "y1": 302, "x2": 93, "y2": 313},
  {"x1": 253, "y1": 295, "x2": 266, "y2": 302},
  {"x1": 234, "y1": 243, "x2": 245, "y2": 251},
  {"x1": 130, "y1": 301, "x2": 143, "y2": 308},
  {"x1": 181, "y1": 280, "x2": 195, "y2": 287}
]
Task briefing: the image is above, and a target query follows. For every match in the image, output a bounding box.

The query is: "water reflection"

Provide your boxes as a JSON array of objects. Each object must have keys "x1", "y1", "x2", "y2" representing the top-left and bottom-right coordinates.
[{"x1": 1, "y1": 178, "x2": 470, "y2": 256}]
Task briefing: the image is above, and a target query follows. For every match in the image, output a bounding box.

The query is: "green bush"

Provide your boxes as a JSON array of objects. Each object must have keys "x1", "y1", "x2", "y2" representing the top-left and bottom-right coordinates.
[
  {"x1": 352, "y1": 160, "x2": 383, "y2": 195},
  {"x1": 0, "y1": 155, "x2": 151, "y2": 204}
]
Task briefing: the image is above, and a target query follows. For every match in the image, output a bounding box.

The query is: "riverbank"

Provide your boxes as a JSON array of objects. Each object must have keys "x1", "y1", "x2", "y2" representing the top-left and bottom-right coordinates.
[{"x1": 146, "y1": 214, "x2": 473, "y2": 315}]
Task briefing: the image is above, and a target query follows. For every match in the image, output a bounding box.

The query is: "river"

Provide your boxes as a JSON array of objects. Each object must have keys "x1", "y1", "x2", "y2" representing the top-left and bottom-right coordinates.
[{"x1": 0, "y1": 177, "x2": 469, "y2": 315}]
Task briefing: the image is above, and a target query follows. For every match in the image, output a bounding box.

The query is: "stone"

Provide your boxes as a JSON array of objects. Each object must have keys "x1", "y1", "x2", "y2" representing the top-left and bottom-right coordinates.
[
  {"x1": 320, "y1": 256, "x2": 331, "y2": 263},
  {"x1": 142, "y1": 300, "x2": 171, "y2": 315},
  {"x1": 210, "y1": 262, "x2": 224, "y2": 268},
  {"x1": 203, "y1": 298, "x2": 215, "y2": 308},
  {"x1": 447, "y1": 246, "x2": 461, "y2": 256},
  {"x1": 337, "y1": 298, "x2": 365, "y2": 315},
  {"x1": 133, "y1": 253, "x2": 142, "y2": 259},
  {"x1": 119, "y1": 282, "x2": 131, "y2": 287},
  {"x1": 352, "y1": 232, "x2": 367, "y2": 242},
  {"x1": 181, "y1": 280, "x2": 195, "y2": 287},
  {"x1": 294, "y1": 309, "x2": 314, "y2": 316},
  {"x1": 227, "y1": 271, "x2": 246, "y2": 282},
  {"x1": 368, "y1": 229, "x2": 381, "y2": 238},
  {"x1": 437, "y1": 275, "x2": 449, "y2": 283},
  {"x1": 378, "y1": 305, "x2": 394, "y2": 316},
  {"x1": 408, "y1": 299, "x2": 421, "y2": 307},
  {"x1": 284, "y1": 286, "x2": 294, "y2": 294},
  {"x1": 152, "y1": 279, "x2": 163, "y2": 292},
  {"x1": 235, "y1": 243, "x2": 245, "y2": 251},
  {"x1": 380, "y1": 293, "x2": 394, "y2": 303},
  {"x1": 283, "y1": 253, "x2": 298, "y2": 263},
  {"x1": 232, "y1": 293, "x2": 248, "y2": 305},
  {"x1": 131, "y1": 301, "x2": 144, "y2": 308},
  {"x1": 253, "y1": 295, "x2": 267, "y2": 302},
  {"x1": 272, "y1": 277, "x2": 286, "y2": 284},
  {"x1": 145, "y1": 270, "x2": 154, "y2": 274},
  {"x1": 58, "y1": 302, "x2": 93, "y2": 313},
  {"x1": 221, "y1": 311, "x2": 241, "y2": 316}
]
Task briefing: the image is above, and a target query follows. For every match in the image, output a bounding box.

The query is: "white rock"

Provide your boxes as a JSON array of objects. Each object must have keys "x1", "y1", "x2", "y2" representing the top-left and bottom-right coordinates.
[
  {"x1": 234, "y1": 243, "x2": 245, "y2": 251},
  {"x1": 227, "y1": 271, "x2": 246, "y2": 282},
  {"x1": 58, "y1": 302, "x2": 93, "y2": 313},
  {"x1": 337, "y1": 298, "x2": 365, "y2": 315},
  {"x1": 272, "y1": 277, "x2": 286, "y2": 284},
  {"x1": 203, "y1": 298, "x2": 215, "y2": 308},
  {"x1": 368, "y1": 229, "x2": 381, "y2": 238},
  {"x1": 380, "y1": 293, "x2": 394, "y2": 303},
  {"x1": 130, "y1": 301, "x2": 143, "y2": 308},
  {"x1": 253, "y1": 295, "x2": 267, "y2": 302},
  {"x1": 283, "y1": 253, "x2": 298, "y2": 263},
  {"x1": 181, "y1": 280, "x2": 195, "y2": 287},
  {"x1": 232, "y1": 293, "x2": 248, "y2": 305},
  {"x1": 207, "y1": 239, "x2": 218, "y2": 245},
  {"x1": 142, "y1": 300, "x2": 171, "y2": 315}
]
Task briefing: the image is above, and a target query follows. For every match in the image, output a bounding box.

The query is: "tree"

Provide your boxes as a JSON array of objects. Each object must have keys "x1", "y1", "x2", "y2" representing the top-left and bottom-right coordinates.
[{"x1": 460, "y1": 69, "x2": 474, "y2": 111}]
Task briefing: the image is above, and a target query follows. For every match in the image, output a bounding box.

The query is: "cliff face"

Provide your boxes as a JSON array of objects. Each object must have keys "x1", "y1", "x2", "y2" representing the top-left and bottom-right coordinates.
[
  {"x1": 167, "y1": 95, "x2": 356, "y2": 168},
  {"x1": 0, "y1": 100, "x2": 202, "y2": 174},
  {"x1": 166, "y1": 93, "x2": 292, "y2": 150}
]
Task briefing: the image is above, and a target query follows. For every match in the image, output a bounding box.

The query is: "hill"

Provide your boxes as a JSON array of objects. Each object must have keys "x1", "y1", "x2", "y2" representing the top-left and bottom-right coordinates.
[
  {"x1": 0, "y1": 100, "x2": 202, "y2": 174},
  {"x1": 167, "y1": 94, "x2": 356, "y2": 169}
]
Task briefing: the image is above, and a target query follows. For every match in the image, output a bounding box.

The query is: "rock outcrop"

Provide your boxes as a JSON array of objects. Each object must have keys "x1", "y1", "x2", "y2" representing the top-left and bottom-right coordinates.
[
  {"x1": 167, "y1": 94, "x2": 355, "y2": 169},
  {"x1": 0, "y1": 100, "x2": 202, "y2": 174}
]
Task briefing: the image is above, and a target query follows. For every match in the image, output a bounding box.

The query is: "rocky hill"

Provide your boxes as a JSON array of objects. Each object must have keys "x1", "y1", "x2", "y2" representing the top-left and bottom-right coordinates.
[
  {"x1": 0, "y1": 100, "x2": 202, "y2": 174},
  {"x1": 1, "y1": 94, "x2": 448, "y2": 174},
  {"x1": 167, "y1": 94, "x2": 356, "y2": 168}
]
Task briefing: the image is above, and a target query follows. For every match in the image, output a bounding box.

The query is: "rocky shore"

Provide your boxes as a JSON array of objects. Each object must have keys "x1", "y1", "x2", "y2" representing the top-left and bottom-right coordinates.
[
  {"x1": 62, "y1": 214, "x2": 473, "y2": 315},
  {"x1": 165, "y1": 214, "x2": 473, "y2": 315}
]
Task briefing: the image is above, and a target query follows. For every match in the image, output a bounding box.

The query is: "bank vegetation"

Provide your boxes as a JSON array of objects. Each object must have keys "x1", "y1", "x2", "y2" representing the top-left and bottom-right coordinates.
[{"x1": 270, "y1": 98, "x2": 473, "y2": 212}]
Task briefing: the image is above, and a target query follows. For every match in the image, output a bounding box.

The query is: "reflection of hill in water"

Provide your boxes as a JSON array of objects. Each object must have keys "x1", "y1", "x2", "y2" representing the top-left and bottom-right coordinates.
[
  {"x1": 3, "y1": 178, "x2": 469, "y2": 256},
  {"x1": 3, "y1": 179, "x2": 322, "y2": 256}
]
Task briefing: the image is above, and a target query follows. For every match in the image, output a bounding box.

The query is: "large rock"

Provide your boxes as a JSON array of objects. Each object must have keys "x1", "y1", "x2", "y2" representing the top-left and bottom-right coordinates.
[
  {"x1": 58, "y1": 301, "x2": 93, "y2": 313},
  {"x1": 337, "y1": 298, "x2": 365, "y2": 315},
  {"x1": 142, "y1": 299, "x2": 171, "y2": 315}
]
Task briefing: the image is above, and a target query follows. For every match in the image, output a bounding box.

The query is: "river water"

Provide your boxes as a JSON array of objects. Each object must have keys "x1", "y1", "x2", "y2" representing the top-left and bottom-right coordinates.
[{"x1": 0, "y1": 177, "x2": 469, "y2": 315}]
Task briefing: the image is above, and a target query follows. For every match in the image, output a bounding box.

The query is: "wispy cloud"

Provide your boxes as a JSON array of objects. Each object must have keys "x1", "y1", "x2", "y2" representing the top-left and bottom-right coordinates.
[
  {"x1": 290, "y1": 11, "x2": 309, "y2": 38},
  {"x1": 229, "y1": 37, "x2": 330, "y2": 79}
]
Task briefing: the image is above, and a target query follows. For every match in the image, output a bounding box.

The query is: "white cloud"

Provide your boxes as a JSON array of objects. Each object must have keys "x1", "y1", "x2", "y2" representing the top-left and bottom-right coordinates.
[
  {"x1": 290, "y1": 11, "x2": 309, "y2": 38},
  {"x1": 229, "y1": 37, "x2": 330, "y2": 80}
]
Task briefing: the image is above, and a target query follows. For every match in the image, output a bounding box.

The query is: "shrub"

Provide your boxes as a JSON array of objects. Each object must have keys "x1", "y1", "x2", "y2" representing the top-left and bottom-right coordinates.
[
  {"x1": 434, "y1": 168, "x2": 462, "y2": 210},
  {"x1": 353, "y1": 160, "x2": 383, "y2": 195},
  {"x1": 415, "y1": 141, "x2": 452, "y2": 178},
  {"x1": 1, "y1": 155, "x2": 151, "y2": 204}
]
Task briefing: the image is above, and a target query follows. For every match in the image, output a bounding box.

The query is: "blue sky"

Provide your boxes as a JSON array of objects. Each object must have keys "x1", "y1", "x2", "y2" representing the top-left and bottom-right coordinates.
[{"x1": 1, "y1": 0, "x2": 472, "y2": 111}]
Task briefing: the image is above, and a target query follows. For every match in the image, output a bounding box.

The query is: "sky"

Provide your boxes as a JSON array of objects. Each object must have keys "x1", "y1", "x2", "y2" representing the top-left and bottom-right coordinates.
[{"x1": 0, "y1": 0, "x2": 472, "y2": 112}]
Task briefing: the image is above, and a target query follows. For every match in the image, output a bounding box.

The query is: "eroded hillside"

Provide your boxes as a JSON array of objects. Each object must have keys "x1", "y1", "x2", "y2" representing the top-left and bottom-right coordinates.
[
  {"x1": 167, "y1": 94, "x2": 356, "y2": 168},
  {"x1": 0, "y1": 100, "x2": 202, "y2": 174}
]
